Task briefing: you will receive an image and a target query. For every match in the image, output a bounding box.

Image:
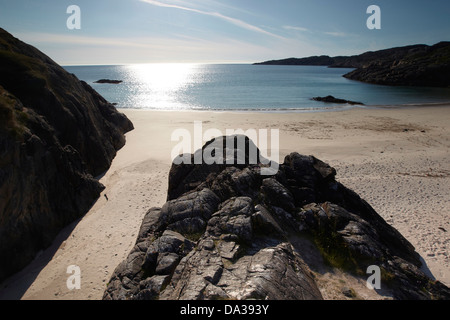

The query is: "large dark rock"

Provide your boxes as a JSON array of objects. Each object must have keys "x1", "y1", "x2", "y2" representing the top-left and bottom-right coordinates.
[
  {"x1": 0, "y1": 28, "x2": 133, "y2": 283},
  {"x1": 104, "y1": 135, "x2": 450, "y2": 300}
]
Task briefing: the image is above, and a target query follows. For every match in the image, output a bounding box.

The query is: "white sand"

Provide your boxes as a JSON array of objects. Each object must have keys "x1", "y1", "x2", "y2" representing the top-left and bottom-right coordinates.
[{"x1": 0, "y1": 105, "x2": 449, "y2": 299}]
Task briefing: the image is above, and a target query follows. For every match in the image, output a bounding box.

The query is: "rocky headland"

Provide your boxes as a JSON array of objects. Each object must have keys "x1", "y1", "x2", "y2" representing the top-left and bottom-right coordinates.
[
  {"x1": 255, "y1": 42, "x2": 450, "y2": 87},
  {"x1": 0, "y1": 28, "x2": 133, "y2": 283},
  {"x1": 104, "y1": 135, "x2": 450, "y2": 300}
]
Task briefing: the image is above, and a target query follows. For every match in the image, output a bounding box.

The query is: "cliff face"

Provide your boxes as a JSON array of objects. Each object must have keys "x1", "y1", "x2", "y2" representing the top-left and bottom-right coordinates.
[
  {"x1": 104, "y1": 136, "x2": 450, "y2": 300},
  {"x1": 0, "y1": 29, "x2": 134, "y2": 283},
  {"x1": 255, "y1": 42, "x2": 450, "y2": 88}
]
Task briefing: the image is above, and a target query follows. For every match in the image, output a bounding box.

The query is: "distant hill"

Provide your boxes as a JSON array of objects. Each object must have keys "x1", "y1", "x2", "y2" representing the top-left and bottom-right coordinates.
[
  {"x1": 255, "y1": 42, "x2": 450, "y2": 87},
  {"x1": 254, "y1": 55, "x2": 336, "y2": 66}
]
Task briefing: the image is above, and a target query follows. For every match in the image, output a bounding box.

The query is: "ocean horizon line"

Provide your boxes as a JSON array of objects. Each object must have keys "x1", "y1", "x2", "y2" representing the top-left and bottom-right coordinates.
[{"x1": 61, "y1": 61, "x2": 259, "y2": 67}]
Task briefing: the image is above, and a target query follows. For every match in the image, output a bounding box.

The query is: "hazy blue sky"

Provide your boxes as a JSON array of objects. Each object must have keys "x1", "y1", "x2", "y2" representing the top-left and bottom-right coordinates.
[{"x1": 1, "y1": 0, "x2": 449, "y2": 65}]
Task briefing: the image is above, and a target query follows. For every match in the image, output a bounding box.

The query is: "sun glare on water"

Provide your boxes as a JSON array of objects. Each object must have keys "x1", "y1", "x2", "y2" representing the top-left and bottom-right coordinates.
[{"x1": 126, "y1": 63, "x2": 199, "y2": 110}]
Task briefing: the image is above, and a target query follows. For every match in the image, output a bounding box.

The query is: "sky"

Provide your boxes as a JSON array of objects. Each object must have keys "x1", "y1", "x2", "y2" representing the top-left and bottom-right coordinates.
[{"x1": 0, "y1": 0, "x2": 449, "y2": 65}]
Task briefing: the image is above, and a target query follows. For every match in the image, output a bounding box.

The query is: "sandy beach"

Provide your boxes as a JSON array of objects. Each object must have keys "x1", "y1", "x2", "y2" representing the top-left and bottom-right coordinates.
[{"x1": 0, "y1": 104, "x2": 449, "y2": 300}]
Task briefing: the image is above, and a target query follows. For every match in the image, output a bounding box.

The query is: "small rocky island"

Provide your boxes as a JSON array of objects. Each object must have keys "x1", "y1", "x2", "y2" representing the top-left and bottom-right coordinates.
[
  {"x1": 312, "y1": 95, "x2": 364, "y2": 105},
  {"x1": 104, "y1": 135, "x2": 450, "y2": 300},
  {"x1": 94, "y1": 79, "x2": 123, "y2": 84}
]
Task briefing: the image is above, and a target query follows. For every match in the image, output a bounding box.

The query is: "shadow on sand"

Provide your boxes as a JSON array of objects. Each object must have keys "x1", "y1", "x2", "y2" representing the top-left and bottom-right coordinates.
[{"x1": 0, "y1": 218, "x2": 81, "y2": 300}]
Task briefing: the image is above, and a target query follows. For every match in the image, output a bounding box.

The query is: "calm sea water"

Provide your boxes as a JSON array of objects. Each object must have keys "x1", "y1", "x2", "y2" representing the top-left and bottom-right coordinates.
[{"x1": 64, "y1": 64, "x2": 450, "y2": 111}]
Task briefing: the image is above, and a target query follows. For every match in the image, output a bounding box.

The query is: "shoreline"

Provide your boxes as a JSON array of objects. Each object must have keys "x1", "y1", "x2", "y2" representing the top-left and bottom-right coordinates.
[
  {"x1": 0, "y1": 104, "x2": 448, "y2": 300},
  {"x1": 109, "y1": 100, "x2": 450, "y2": 114}
]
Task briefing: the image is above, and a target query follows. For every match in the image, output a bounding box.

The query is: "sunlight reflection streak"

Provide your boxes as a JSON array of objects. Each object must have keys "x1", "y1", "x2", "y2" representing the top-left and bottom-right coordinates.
[{"x1": 126, "y1": 63, "x2": 199, "y2": 109}]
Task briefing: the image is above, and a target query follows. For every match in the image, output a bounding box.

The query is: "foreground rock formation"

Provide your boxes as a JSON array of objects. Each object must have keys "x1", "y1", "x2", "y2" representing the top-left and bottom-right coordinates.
[
  {"x1": 0, "y1": 28, "x2": 133, "y2": 282},
  {"x1": 256, "y1": 42, "x2": 450, "y2": 88},
  {"x1": 104, "y1": 135, "x2": 450, "y2": 300}
]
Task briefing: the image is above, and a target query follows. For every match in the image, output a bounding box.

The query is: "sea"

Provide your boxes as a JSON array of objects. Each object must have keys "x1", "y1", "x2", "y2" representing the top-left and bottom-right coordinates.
[{"x1": 63, "y1": 64, "x2": 450, "y2": 112}]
